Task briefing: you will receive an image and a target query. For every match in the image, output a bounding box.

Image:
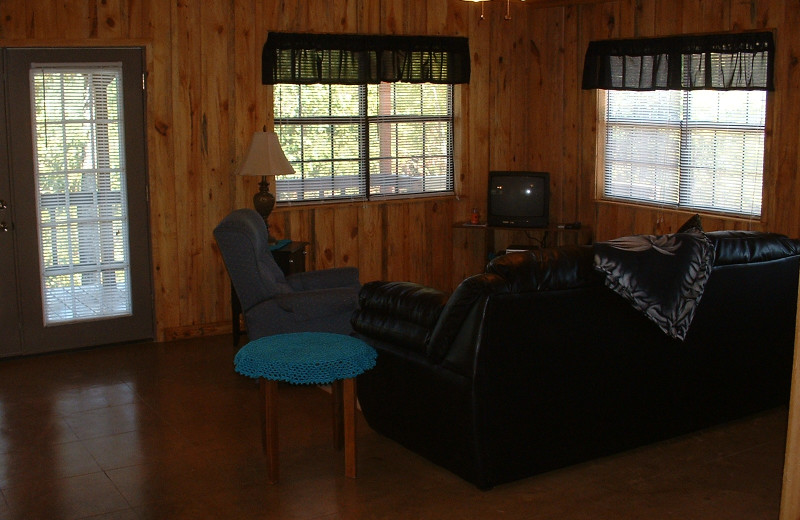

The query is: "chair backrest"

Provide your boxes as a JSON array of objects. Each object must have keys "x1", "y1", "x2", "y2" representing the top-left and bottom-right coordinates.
[{"x1": 213, "y1": 209, "x2": 291, "y2": 311}]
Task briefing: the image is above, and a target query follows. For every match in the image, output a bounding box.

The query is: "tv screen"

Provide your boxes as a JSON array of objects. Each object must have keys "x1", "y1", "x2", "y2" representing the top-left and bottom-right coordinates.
[{"x1": 487, "y1": 171, "x2": 550, "y2": 228}]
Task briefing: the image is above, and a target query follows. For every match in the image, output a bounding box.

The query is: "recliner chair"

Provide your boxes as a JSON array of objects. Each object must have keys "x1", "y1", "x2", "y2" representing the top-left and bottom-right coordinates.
[{"x1": 213, "y1": 208, "x2": 360, "y2": 340}]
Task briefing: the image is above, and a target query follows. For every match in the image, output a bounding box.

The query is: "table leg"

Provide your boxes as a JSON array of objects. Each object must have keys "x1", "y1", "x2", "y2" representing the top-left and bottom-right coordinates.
[
  {"x1": 332, "y1": 380, "x2": 344, "y2": 450},
  {"x1": 343, "y1": 377, "x2": 357, "y2": 478},
  {"x1": 261, "y1": 379, "x2": 279, "y2": 484}
]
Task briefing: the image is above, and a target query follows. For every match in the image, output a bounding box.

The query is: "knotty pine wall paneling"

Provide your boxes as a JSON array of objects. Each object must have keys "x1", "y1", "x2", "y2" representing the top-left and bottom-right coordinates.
[
  {"x1": 147, "y1": 1, "x2": 180, "y2": 336},
  {"x1": 5, "y1": 0, "x2": 800, "y2": 342}
]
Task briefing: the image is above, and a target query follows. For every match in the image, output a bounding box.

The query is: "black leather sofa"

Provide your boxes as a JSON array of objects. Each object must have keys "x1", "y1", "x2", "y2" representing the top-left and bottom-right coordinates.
[{"x1": 351, "y1": 231, "x2": 800, "y2": 489}]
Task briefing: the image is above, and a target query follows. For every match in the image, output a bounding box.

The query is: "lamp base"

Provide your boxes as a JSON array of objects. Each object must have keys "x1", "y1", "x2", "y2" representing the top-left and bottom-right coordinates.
[{"x1": 253, "y1": 176, "x2": 276, "y2": 239}]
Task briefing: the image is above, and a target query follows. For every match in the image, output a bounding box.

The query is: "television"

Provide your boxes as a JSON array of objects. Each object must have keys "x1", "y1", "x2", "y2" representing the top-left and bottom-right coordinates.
[{"x1": 487, "y1": 171, "x2": 550, "y2": 228}]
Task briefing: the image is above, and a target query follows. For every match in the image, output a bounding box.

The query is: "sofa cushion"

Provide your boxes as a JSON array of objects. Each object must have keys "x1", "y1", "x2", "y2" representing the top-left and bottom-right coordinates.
[{"x1": 593, "y1": 231, "x2": 715, "y2": 340}]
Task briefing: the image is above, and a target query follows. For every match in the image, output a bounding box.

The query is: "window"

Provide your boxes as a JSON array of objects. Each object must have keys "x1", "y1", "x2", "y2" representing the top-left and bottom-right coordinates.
[
  {"x1": 31, "y1": 64, "x2": 131, "y2": 324},
  {"x1": 601, "y1": 88, "x2": 766, "y2": 217},
  {"x1": 274, "y1": 82, "x2": 454, "y2": 202},
  {"x1": 583, "y1": 32, "x2": 773, "y2": 218}
]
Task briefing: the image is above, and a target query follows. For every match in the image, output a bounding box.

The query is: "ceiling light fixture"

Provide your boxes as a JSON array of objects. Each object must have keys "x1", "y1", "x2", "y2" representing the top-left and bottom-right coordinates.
[{"x1": 462, "y1": 0, "x2": 526, "y2": 21}]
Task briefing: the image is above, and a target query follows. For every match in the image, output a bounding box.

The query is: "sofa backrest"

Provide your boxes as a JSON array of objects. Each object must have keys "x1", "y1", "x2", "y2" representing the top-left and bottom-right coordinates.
[
  {"x1": 485, "y1": 245, "x2": 601, "y2": 292},
  {"x1": 483, "y1": 233, "x2": 800, "y2": 294},
  {"x1": 706, "y1": 230, "x2": 800, "y2": 266}
]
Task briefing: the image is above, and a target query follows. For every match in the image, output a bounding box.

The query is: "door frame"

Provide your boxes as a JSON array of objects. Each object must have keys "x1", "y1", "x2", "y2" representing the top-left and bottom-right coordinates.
[{"x1": 0, "y1": 51, "x2": 23, "y2": 356}]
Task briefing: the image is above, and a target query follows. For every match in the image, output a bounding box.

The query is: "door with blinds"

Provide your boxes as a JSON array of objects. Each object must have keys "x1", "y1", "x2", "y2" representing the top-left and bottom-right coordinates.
[{"x1": 1, "y1": 47, "x2": 153, "y2": 357}]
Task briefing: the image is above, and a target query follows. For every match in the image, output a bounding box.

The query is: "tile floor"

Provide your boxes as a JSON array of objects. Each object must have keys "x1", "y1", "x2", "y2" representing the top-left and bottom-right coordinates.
[{"x1": 0, "y1": 335, "x2": 788, "y2": 519}]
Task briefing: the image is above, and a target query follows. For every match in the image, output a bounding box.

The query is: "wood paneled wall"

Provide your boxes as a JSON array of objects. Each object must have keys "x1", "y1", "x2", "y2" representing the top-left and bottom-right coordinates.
[{"x1": 2, "y1": 0, "x2": 799, "y2": 340}]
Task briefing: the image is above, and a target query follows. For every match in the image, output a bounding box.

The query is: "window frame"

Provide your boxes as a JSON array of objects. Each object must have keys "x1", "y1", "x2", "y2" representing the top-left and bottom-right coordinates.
[{"x1": 273, "y1": 81, "x2": 455, "y2": 205}]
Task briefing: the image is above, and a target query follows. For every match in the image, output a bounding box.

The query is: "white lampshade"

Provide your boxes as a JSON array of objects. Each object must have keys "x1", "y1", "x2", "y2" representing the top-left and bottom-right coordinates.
[{"x1": 237, "y1": 131, "x2": 295, "y2": 177}]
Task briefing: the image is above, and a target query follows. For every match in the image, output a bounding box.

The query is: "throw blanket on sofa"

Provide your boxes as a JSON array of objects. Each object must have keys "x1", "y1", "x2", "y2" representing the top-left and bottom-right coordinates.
[{"x1": 593, "y1": 232, "x2": 715, "y2": 340}]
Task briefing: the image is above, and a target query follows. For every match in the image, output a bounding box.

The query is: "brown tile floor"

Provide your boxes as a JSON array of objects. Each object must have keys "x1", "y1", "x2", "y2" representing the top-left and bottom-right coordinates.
[{"x1": 0, "y1": 335, "x2": 788, "y2": 519}]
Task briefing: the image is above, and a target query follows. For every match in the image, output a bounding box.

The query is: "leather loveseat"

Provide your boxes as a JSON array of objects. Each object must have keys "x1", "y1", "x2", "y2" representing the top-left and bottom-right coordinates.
[{"x1": 351, "y1": 231, "x2": 800, "y2": 489}]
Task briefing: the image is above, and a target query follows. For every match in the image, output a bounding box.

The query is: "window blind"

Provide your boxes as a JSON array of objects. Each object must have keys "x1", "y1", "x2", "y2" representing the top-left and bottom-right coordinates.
[
  {"x1": 603, "y1": 88, "x2": 765, "y2": 216},
  {"x1": 366, "y1": 83, "x2": 453, "y2": 198},
  {"x1": 31, "y1": 64, "x2": 131, "y2": 324}
]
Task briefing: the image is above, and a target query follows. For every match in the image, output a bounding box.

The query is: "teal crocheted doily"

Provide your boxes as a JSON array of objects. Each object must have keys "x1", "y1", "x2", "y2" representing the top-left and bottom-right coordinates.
[{"x1": 234, "y1": 332, "x2": 377, "y2": 385}]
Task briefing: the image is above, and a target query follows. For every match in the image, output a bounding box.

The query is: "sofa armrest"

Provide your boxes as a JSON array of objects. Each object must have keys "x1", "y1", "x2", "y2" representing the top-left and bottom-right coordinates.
[
  {"x1": 287, "y1": 266, "x2": 360, "y2": 291},
  {"x1": 351, "y1": 281, "x2": 448, "y2": 355},
  {"x1": 427, "y1": 273, "x2": 509, "y2": 363}
]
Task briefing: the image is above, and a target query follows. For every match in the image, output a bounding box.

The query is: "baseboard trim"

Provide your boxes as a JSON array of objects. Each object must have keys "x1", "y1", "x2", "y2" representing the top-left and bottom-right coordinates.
[{"x1": 163, "y1": 321, "x2": 232, "y2": 341}]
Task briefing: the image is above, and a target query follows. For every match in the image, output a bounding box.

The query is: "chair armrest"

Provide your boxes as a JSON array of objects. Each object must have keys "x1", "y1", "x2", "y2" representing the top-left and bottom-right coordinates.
[
  {"x1": 271, "y1": 287, "x2": 359, "y2": 317},
  {"x1": 351, "y1": 281, "x2": 449, "y2": 355},
  {"x1": 244, "y1": 286, "x2": 360, "y2": 339},
  {"x1": 287, "y1": 266, "x2": 360, "y2": 291}
]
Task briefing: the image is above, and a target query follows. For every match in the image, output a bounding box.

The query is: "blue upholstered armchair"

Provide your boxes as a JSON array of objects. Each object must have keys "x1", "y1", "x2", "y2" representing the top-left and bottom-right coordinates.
[{"x1": 213, "y1": 209, "x2": 361, "y2": 340}]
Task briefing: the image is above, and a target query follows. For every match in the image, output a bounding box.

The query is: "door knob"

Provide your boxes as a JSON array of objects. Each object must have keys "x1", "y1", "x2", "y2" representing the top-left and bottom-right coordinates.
[
  {"x1": 0, "y1": 200, "x2": 6, "y2": 210},
  {"x1": 0, "y1": 221, "x2": 8, "y2": 232}
]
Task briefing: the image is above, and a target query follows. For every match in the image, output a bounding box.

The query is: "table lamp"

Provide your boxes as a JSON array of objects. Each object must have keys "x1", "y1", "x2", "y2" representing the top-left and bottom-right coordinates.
[{"x1": 237, "y1": 130, "x2": 295, "y2": 229}]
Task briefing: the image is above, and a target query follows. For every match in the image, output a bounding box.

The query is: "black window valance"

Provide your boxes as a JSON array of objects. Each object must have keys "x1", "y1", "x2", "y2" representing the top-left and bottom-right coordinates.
[
  {"x1": 262, "y1": 32, "x2": 470, "y2": 85},
  {"x1": 582, "y1": 31, "x2": 774, "y2": 91}
]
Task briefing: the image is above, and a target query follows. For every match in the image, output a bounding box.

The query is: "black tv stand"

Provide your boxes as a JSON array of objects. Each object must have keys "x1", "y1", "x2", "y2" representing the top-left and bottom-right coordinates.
[{"x1": 454, "y1": 222, "x2": 592, "y2": 259}]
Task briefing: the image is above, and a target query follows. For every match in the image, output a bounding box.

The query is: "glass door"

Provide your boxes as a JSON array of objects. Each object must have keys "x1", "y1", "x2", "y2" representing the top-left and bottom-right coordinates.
[{"x1": 4, "y1": 47, "x2": 153, "y2": 355}]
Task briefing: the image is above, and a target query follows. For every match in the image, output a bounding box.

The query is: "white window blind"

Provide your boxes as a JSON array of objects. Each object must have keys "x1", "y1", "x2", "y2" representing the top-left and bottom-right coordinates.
[
  {"x1": 31, "y1": 64, "x2": 131, "y2": 325},
  {"x1": 274, "y1": 82, "x2": 454, "y2": 202},
  {"x1": 603, "y1": 88, "x2": 765, "y2": 216}
]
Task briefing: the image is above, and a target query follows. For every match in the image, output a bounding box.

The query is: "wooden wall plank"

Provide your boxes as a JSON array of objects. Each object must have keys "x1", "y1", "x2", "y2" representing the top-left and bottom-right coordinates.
[
  {"x1": 202, "y1": 0, "x2": 233, "y2": 324},
  {"x1": 385, "y1": 203, "x2": 410, "y2": 281},
  {"x1": 97, "y1": 0, "x2": 123, "y2": 39},
  {"x1": 680, "y1": 0, "x2": 704, "y2": 32},
  {"x1": 561, "y1": 5, "x2": 582, "y2": 225},
  {"x1": 313, "y1": 206, "x2": 337, "y2": 270},
  {"x1": 147, "y1": 0, "x2": 179, "y2": 336},
  {"x1": 54, "y1": 3, "x2": 91, "y2": 40},
  {"x1": 124, "y1": 0, "x2": 147, "y2": 39},
  {"x1": 633, "y1": 0, "x2": 656, "y2": 36},
  {"x1": 333, "y1": 205, "x2": 359, "y2": 268},
  {"x1": 406, "y1": 202, "x2": 427, "y2": 284},
  {"x1": 171, "y1": 0, "x2": 203, "y2": 326},
  {"x1": 730, "y1": 0, "x2": 755, "y2": 30},
  {"x1": 425, "y1": 199, "x2": 453, "y2": 290},
  {"x1": 489, "y1": 6, "x2": 515, "y2": 171},
  {"x1": 653, "y1": 0, "x2": 683, "y2": 35},
  {"x1": 357, "y1": 0, "x2": 381, "y2": 33},
  {"x1": 703, "y1": 0, "x2": 731, "y2": 31},
  {"x1": 357, "y1": 203, "x2": 384, "y2": 282},
  {"x1": 769, "y1": 0, "x2": 800, "y2": 234},
  {"x1": 0, "y1": 3, "x2": 27, "y2": 39}
]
